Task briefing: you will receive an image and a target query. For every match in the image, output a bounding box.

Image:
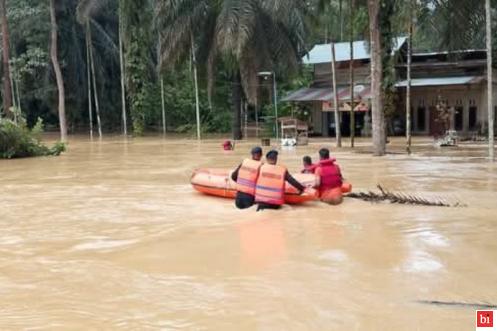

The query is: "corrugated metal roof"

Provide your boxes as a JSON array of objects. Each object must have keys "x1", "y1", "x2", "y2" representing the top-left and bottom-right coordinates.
[
  {"x1": 395, "y1": 76, "x2": 484, "y2": 87},
  {"x1": 282, "y1": 85, "x2": 371, "y2": 102},
  {"x1": 303, "y1": 37, "x2": 407, "y2": 65},
  {"x1": 413, "y1": 49, "x2": 486, "y2": 57}
]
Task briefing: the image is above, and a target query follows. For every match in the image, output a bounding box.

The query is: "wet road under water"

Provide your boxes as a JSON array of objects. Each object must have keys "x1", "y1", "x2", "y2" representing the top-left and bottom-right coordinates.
[{"x1": 1, "y1": 136, "x2": 496, "y2": 330}]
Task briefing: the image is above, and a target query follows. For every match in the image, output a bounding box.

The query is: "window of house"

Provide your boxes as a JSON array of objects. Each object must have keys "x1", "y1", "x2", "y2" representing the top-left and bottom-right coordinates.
[
  {"x1": 469, "y1": 99, "x2": 477, "y2": 130},
  {"x1": 417, "y1": 106, "x2": 426, "y2": 131},
  {"x1": 455, "y1": 106, "x2": 464, "y2": 130},
  {"x1": 495, "y1": 107, "x2": 497, "y2": 130}
]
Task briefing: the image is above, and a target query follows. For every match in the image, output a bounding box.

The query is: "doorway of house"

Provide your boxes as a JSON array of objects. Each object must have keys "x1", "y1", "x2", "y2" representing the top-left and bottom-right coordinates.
[{"x1": 429, "y1": 106, "x2": 446, "y2": 137}]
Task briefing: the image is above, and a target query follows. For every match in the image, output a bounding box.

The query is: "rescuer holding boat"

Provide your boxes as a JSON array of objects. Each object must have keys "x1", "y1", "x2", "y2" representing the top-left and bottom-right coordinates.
[
  {"x1": 255, "y1": 150, "x2": 306, "y2": 211},
  {"x1": 231, "y1": 146, "x2": 264, "y2": 209}
]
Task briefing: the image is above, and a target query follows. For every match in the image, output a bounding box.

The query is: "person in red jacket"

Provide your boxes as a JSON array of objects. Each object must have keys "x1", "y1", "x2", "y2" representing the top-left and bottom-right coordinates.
[{"x1": 315, "y1": 148, "x2": 344, "y2": 205}]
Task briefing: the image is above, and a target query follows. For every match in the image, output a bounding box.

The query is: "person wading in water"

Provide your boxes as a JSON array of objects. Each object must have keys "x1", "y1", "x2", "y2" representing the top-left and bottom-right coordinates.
[
  {"x1": 315, "y1": 148, "x2": 344, "y2": 205},
  {"x1": 231, "y1": 147, "x2": 263, "y2": 209},
  {"x1": 255, "y1": 150, "x2": 306, "y2": 211}
]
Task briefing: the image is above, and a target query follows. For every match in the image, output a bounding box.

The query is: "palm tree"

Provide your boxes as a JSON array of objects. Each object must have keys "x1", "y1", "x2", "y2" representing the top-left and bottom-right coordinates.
[
  {"x1": 349, "y1": 0, "x2": 355, "y2": 148},
  {"x1": 317, "y1": 0, "x2": 342, "y2": 146},
  {"x1": 331, "y1": 42, "x2": 341, "y2": 147},
  {"x1": 157, "y1": 0, "x2": 309, "y2": 140},
  {"x1": 406, "y1": 0, "x2": 413, "y2": 154},
  {"x1": 77, "y1": 0, "x2": 127, "y2": 137},
  {"x1": 486, "y1": 0, "x2": 494, "y2": 160},
  {"x1": 49, "y1": 0, "x2": 68, "y2": 141},
  {"x1": 0, "y1": 0, "x2": 12, "y2": 117},
  {"x1": 368, "y1": 0, "x2": 385, "y2": 156},
  {"x1": 76, "y1": 1, "x2": 104, "y2": 138},
  {"x1": 118, "y1": 1, "x2": 127, "y2": 136}
]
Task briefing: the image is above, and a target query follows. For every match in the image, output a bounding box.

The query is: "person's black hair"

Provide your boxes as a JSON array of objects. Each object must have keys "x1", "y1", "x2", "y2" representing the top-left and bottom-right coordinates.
[
  {"x1": 266, "y1": 150, "x2": 278, "y2": 160},
  {"x1": 319, "y1": 148, "x2": 330, "y2": 159},
  {"x1": 251, "y1": 146, "x2": 262, "y2": 155},
  {"x1": 303, "y1": 156, "x2": 312, "y2": 165}
]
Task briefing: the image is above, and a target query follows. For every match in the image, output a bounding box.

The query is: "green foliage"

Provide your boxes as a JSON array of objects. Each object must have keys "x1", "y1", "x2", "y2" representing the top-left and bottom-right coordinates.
[
  {"x1": 122, "y1": 0, "x2": 153, "y2": 136},
  {"x1": 157, "y1": 66, "x2": 232, "y2": 134},
  {"x1": 0, "y1": 117, "x2": 65, "y2": 159},
  {"x1": 3, "y1": 0, "x2": 494, "y2": 139}
]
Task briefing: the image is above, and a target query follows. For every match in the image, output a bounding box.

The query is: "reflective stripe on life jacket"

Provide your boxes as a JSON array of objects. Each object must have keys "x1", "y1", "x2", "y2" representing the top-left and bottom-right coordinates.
[
  {"x1": 236, "y1": 159, "x2": 262, "y2": 195},
  {"x1": 255, "y1": 164, "x2": 286, "y2": 206}
]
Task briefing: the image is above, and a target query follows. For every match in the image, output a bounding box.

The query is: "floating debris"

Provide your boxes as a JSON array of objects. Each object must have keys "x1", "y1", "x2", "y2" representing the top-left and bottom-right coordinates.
[
  {"x1": 346, "y1": 185, "x2": 466, "y2": 207},
  {"x1": 416, "y1": 300, "x2": 497, "y2": 309}
]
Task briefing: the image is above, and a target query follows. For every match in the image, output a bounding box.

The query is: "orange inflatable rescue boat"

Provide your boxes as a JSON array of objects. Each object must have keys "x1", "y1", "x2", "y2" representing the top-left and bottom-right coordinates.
[{"x1": 191, "y1": 168, "x2": 352, "y2": 205}]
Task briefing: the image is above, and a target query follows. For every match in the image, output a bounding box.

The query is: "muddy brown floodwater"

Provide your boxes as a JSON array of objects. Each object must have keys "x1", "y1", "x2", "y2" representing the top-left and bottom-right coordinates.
[{"x1": 1, "y1": 136, "x2": 496, "y2": 330}]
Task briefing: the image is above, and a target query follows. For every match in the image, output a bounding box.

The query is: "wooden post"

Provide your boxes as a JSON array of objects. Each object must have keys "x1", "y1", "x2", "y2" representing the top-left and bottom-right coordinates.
[
  {"x1": 406, "y1": 0, "x2": 413, "y2": 154},
  {"x1": 486, "y1": 0, "x2": 494, "y2": 160}
]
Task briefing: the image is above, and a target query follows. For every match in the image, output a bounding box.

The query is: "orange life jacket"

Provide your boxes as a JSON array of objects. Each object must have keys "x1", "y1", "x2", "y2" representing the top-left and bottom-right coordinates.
[
  {"x1": 236, "y1": 159, "x2": 262, "y2": 195},
  {"x1": 255, "y1": 164, "x2": 286, "y2": 206}
]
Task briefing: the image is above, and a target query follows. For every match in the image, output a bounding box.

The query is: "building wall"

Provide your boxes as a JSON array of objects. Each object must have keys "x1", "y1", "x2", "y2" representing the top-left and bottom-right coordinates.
[
  {"x1": 311, "y1": 102, "x2": 323, "y2": 135},
  {"x1": 408, "y1": 84, "x2": 486, "y2": 135},
  {"x1": 480, "y1": 82, "x2": 497, "y2": 132}
]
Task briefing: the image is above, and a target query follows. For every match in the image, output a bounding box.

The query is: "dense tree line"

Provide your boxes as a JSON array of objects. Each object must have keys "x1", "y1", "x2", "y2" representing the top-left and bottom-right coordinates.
[{"x1": 0, "y1": 0, "x2": 494, "y2": 157}]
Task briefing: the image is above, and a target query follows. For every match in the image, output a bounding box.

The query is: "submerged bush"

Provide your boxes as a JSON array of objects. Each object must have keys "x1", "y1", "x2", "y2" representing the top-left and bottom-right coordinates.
[{"x1": 0, "y1": 117, "x2": 65, "y2": 159}]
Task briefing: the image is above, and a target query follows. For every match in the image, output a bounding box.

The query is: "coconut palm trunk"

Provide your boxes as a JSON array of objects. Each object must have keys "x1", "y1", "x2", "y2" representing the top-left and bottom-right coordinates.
[
  {"x1": 191, "y1": 34, "x2": 201, "y2": 140},
  {"x1": 118, "y1": 4, "x2": 127, "y2": 136},
  {"x1": 331, "y1": 42, "x2": 341, "y2": 147},
  {"x1": 232, "y1": 73, "x2": 242, "y2": 140},
  {"x1": 486, "y1": 0, "x2": 494, "y2": 161},
  {"x1": 85, "y1": 22, "x2": 94, "y2": 139},
  {"x1": 88, "y1": 22, "x2": 102, "y2": 138},
  {"x1": 14, "y1": 74, "x2": 21, "y2": 113},
  {"x1": 406, "y1": 0, "x2": 413, "y2": 154},
  {"x1": 368, "y1": 0, "x2": 385, "y2": 156},
  {"x1": 49, "y1": 0, "x2": 67, "y2": 141},
  {"x1": 349, "y1": 0, "x2": 355, "y2": 148},
  {"x1": 1, "y1": 0, "x2": 12, "y2": 117},
  {"x1": 161, "y1": 77, "x2": 166, "y2": 135}
]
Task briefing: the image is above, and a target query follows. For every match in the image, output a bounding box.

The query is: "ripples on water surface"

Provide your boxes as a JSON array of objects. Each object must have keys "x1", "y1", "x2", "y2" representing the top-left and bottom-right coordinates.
[{"x1": 0, "y1": 137, "x2": 496, "y2": 330}]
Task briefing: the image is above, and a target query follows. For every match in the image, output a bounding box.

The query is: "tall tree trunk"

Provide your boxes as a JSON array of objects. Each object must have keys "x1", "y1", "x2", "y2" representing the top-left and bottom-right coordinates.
[
  {"x1": 368, "y1": 0, "x2": 385, "y2": 156},
  {"x1": 49, "y1": 0, "x2": 67, "y2": 141},
  {"x1": 243, "y1": 99, "x2": 248, "y2": 139},
  {"x1": 85, "y1": 23, "x2": 93, "y2": 139},
  {"x1": 349, "y1": 0, "x2": 355, "y2": 147},
  {"x1": 14, "y1": 75, "x2": 20, "y2": 112},
  {"x1": 255, "y1": 94, "x2": 259, "y2": 138},
  {"x1": 339, "y1": 0, "x2": 343, "y2": 41},
  {"x1": 232, "y1": 73, "x2": 242, "y2": 140},
  {"x1": 88, "y1": 23, "x2": 102, "y2": 138},
  {"x1": 191, "y1": 34, "x2": 201, "y2": 140},
  {"x1": 486, "y1": 0, "x2": 494, "y2": 161},
  {"x1": 118, "y1": 4, "x2": 127, "y2": 136},
  {"x1": 1, "y1": 0, "x2": 12, "y2": 117},
  {"x1": 406, "y1": 0, "x2": 413, "y2": 154},
  {"x1": 161, "y1": 77, "x2": 166, "y2": 135},
  {"x1": 331, "y1": 42, "x2": 342, "y2": 147}
]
